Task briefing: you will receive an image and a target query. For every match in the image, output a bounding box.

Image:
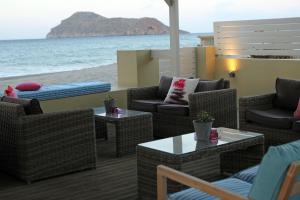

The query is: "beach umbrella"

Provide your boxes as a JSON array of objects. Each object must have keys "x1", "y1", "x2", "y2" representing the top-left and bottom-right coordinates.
[{"x1": 164, "y1": 0, "x2": 180, "y2": 76}]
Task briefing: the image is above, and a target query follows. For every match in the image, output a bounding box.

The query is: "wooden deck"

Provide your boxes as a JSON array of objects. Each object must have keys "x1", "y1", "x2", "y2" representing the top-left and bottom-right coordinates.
[{"x1": 0, "y1": 138, "x2": 138, "y2": 200}]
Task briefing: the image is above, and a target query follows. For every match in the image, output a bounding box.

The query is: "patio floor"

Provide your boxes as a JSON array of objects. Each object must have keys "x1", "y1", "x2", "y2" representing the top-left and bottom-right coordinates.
[{"x1": 0, "y1": 138, "x2": 137, "y2": 200}]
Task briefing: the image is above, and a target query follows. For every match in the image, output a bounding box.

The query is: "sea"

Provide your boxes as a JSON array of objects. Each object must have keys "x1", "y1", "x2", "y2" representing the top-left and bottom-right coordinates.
[{"x1": 0, "y1": 34, "x2": 201, "y2": 78}]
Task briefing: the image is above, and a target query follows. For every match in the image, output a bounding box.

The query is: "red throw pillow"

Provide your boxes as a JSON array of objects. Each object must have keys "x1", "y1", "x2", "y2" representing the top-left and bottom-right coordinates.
[
  {"x1": 15, "y1": 82, "x2": 42, "y2": 91},
  {"x1": 294, "y1": 99, "x2": 300, "y2": 119},
  {"x1": 4, "y1": 85, "x2": 18, "y2": 98},
  {"x1": 164, "y1": 77, "x2": 199, "y2": 105}
]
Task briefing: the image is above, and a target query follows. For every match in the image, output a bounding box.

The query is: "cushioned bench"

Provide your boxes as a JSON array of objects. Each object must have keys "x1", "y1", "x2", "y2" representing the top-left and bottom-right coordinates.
[
  {"x1": 16, "y1": 81, "x2": 111, "y2": 101},
  {"x1": 169, "y1": 165, "x2": 259, "y2": 200}
]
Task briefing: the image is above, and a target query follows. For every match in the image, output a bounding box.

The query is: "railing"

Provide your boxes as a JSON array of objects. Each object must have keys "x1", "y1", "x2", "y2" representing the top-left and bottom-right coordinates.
[
  {"x1": 151, "y1": 47, "x2": 197, "y2": 78},
  {"x1": 214, "y1": 17, "x2": 300, "y2": 58},
  {"x1": 198, "y1": 35, "x2": 214, "y2": 46}
]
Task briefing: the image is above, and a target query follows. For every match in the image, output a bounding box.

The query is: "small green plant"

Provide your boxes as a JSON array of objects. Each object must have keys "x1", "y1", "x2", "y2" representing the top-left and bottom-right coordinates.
[
  {"x1": 196, "y1": 111, "x2": 214, "y2": 123},
  {"x1": 105, "y1": 95, "x2": 113, "y2": 101}
]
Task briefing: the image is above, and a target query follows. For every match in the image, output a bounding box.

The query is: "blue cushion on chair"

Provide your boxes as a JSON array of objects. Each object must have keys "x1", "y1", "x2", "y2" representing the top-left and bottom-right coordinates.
[
  {"x1": 249, "y1": 140, "x2": 300, "y2": 200},
  {"x1": 232, "y1": 165, "x2": 259, "y2": 184},
  {"x1": 169, "y1": 178, "x2": 251, "y2": 200}
]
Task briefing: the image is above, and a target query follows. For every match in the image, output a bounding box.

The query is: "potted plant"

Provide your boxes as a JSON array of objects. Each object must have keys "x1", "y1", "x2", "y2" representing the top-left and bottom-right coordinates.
[
  {"x1": 193, "y1": 111, "x2": 214, "y2": 141},
  {"x1": 104, "y1": 95, "x2": 116, "y2": 113}
]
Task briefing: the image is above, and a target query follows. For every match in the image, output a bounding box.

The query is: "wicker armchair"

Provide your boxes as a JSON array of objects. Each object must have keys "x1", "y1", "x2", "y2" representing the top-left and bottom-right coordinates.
[
  {"x1": 0, "y1": 101, "x2": 97, "y2": 183},
  {"x1": 240, "y1": 93, "x2": 300, "y2": 149},
  {"x1": 128, "y1": 79, "x2": 237, "y2": 138}
]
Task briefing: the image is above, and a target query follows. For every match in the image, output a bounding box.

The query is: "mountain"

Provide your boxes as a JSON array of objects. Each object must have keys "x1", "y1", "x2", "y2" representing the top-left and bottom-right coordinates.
[{"x1": 46, "y1": 12, "x2": 189, "y2": 38}]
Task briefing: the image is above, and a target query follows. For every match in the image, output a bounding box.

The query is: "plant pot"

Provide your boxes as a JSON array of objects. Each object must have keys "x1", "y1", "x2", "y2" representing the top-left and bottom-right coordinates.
[
  {"x1": 193, "y1": 120, "x2": 213, "y2": 141},
  {"x1": 104, "y1": 98, "x2": 115, "y2": 113}
]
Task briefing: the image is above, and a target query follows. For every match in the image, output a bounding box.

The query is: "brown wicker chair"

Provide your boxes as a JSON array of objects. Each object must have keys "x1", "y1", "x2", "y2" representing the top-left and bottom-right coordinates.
[
  {"x1": 239, "y1": 78, "x2": 300, "y2": 150},
  {"x1": 0, "y1": 101, "x2": 97, "y2": 183},
  {"x1": 127, "y1": 77, "x2": 237, "y2": 138},
  {"x1": 239, "y1": 93, "x2": 300, "y2": 150}
]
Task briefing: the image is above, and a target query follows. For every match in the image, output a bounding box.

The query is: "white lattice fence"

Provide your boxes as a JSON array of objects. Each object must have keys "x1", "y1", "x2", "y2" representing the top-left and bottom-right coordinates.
[{"x1": 214, "y1": 17, "x2": 300, "y2": 57}]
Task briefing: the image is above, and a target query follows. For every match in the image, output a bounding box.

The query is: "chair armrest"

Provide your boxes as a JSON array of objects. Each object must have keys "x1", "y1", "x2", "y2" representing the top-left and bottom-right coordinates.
[
  {"x1": 239, "y1": 93, "x2": 275, "y2": 128},
  {"x1": 127, "y1": 86, "x2": 159, "y2": 109},
  {"x1": 0, "y1": 102, "x2": 25, "y2": 121},
  {"x1": 188, "y1": 89, "x2": 237, "y2": 128},
  {"x1": 157, "y1": 165, "x2": 248, "y2": 200},
  {"x1": 239, "y1": 93, "x2": 275, "y2": 109}
]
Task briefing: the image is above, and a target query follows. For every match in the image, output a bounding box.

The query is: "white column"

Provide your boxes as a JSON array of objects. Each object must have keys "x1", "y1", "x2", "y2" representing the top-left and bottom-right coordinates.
[
  {"x1": 165, "y1": 0, "x2": 180, "y2": 76},
  {"x1": 173, "y1": 136, "x2": 183, "y2": 154}
]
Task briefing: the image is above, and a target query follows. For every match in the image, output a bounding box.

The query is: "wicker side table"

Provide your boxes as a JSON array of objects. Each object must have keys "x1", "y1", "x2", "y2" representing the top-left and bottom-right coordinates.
[
  {"x1": 94, "y1": 108, "x2": 153, "y2": 157},
  {"x1": 137, "y1": 128, "x2": 264, "y2": 199}
]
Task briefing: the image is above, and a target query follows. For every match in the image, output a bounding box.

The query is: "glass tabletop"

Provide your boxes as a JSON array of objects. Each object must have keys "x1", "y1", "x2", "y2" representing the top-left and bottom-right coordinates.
[
  {"x1": 138, "y1": 128, "x2": 263, "y2": 155},
  {"x1": 93, "y1": 107, "x2": 149, "y2": 119}
]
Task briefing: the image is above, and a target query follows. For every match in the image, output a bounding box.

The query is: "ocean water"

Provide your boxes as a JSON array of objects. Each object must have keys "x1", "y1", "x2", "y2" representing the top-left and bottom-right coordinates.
[{"x1": 0, "y1": 34, "x2": 200, "y2": 78}]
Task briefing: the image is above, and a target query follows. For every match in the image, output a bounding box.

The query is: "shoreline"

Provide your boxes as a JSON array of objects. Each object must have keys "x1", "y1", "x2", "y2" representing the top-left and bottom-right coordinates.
[
  {"x1": 0, "y1": 63, "x2": 118, "y2": 91},
  {"x1": 0, "y1": 32, "x2": 202, "y2": 42},
  {"x1": 0, "y1": 64, "x2": 116, "y2": 81}
]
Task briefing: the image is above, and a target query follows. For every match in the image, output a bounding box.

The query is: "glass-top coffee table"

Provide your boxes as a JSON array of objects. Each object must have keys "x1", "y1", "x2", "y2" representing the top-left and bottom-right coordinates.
[
  {"x1": 136, "y1": 128, "x2": 264, "y2": 199},
  {"x1": 94, "y1": 107, "x2": 153, "y2": 157}
]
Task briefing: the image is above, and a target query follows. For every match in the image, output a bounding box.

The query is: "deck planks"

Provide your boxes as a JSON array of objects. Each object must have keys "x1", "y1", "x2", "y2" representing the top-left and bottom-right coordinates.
[{"x1": 0, "y1": 138, "x2": 138, "y2": 200}]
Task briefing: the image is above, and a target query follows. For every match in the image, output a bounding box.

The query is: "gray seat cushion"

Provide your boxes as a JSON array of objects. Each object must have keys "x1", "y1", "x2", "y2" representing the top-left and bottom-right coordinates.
[
  {"x1": 169, "y1": 178, "x2": 251, "y2": 200},
  {"x1": 246, "y1": 108, "x2": 294, "y2": 129},
  {"x1": 157, "y1": 104, "x2": 189, "y2": 116},
  {"x1": 131, "y1": 99, "x2": 163, "y2": 112},
  {"x1": 195, "y1": 79, "x2": 225, "y2": 92},
  {"x1": 274, "y1": 78, "x2": 300, "y2": 111},
  {"x1": 157, "y1": 76, "x2": 173, "y2": 99},
  {"x1": 293, "y1": 121, "x2": 300, "y2": 131}
]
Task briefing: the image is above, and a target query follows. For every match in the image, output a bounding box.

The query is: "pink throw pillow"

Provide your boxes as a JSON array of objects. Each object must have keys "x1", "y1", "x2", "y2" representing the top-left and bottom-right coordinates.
[
  {"x1": 15, "y1": 82, "x2": 42, "y2": 91},
  {"x1": 294, "y1": 98, "x2": 300, "y2": 119},
  {"x1": 4, "y1": 85, "x2": 18, "y2": 98}
]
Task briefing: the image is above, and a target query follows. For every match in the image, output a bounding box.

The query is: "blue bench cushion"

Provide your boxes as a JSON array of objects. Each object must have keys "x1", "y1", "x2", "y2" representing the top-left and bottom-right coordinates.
[
  {"x1": 249, "y1": 140, "x2": 300, "y2": 200},
  {"x1": 16, "y1": 81, "x2": 111, "y2": 101},
  {"x1": 169, "y1": 178, "x2": 251, "y2": 200},
  {"x1": 232, "y1": 165, "x2": 259, "y2": 184}
]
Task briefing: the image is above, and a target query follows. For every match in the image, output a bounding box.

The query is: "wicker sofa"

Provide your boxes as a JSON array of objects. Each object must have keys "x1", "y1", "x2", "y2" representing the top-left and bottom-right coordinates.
[
  {"x1": 0, "y1": 99, "x2": 97, "y2": 183},
  {"x1": 240, "y1": 78, "x2": 300, "y2": 149},
  {"x1": 127, "y1": 76, "x2": 237, "y2": 138}
]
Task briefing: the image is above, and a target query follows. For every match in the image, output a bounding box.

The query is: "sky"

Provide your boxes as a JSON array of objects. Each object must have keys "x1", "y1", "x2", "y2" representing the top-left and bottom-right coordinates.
[{"x1": 0, "y1": 0, "x2": 300, "y2": 40}]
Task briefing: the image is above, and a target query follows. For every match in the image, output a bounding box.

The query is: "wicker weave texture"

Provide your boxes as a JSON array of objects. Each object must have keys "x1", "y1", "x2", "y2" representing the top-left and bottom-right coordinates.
[
  {"x1": 128, "y1": 87, "x2": 237, "y2": 138},
  {"x1": 137, "y1": 134, "x2": 264, "y2": 199},
  {"x1": 95, "y1": 112, "x2": 153, "y2": 156},
  {"x1": 0, "y1": 102, "x2": 97, "y2": 183}
]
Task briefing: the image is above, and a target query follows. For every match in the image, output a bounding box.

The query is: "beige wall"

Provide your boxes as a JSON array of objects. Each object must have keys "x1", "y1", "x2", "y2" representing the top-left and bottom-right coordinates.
[
  {"x1": 214, "y1": 58, "x2": 300, "y2": 97},
  {"x1": 117, "y1": 51, "x2": 138, "y2": 87},
  {"x1": 118, "y1": 48, "x2": 300, "y2": 98},
  {"x1": 196, "y1": 47, "x2": 300, "y2": 97},
  {"x1": 41, "y1": 89, "x2": 127, "y2": 113},
  {"x1": 196, "y1": 46, "x2": 216, "y2": 79},
  {"x1": 117, "y1": 50, "x2": 159, "y2": 88}
]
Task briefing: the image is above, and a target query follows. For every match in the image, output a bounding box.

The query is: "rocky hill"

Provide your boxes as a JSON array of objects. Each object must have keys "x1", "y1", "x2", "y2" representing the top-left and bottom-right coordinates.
[{"x1": 46, "y1": 12, "x2": 189, "y2": 38}]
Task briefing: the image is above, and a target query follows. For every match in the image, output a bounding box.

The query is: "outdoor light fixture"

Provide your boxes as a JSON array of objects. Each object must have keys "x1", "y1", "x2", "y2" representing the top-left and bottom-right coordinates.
[
  {"x1": 229, "y1": 71, "x2": 236, "y2": 78},
  {"x1": 227, "y1": 59, "x2": 238, "y2": 78}
]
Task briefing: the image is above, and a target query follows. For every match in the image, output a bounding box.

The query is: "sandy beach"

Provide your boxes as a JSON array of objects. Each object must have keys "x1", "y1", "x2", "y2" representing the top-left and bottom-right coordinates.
[
  {"x1": 0, "y1": 61, "x2": 176, "y2": 92},
  {"x1": 0, "y1": 63, "x2": 118, "y2": 92}
]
